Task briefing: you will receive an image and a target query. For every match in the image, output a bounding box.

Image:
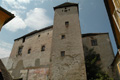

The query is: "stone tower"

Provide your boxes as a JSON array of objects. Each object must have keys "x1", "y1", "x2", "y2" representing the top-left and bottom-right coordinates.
[{"x1": 50, "y1": 2, "x2": 87, "y2": 80}]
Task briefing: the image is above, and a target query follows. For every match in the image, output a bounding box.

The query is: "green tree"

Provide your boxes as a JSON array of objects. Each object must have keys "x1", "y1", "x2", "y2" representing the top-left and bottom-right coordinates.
[{"x1": 84, "y1": 46, "x2": 114, "y2": 80}]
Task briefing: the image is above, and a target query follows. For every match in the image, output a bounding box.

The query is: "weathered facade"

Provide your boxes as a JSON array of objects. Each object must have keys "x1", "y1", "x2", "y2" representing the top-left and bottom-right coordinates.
[
  {"x1": 50, "y1": 3, "x2": 87, "y2": 80},
  {"x1": 7, "y1": 26, "x2": 53, "y2": 80},
  {"x1": 7, "y1": 2, "x2": 116, "y2": 80},
  {"x1": 82, "y1": 33, "x2": 115, "y2": 77}
]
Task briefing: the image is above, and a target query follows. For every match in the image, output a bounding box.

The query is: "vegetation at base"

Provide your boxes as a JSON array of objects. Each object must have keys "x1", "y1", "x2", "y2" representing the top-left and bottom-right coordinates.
[{"x1": 84, "y1": 46, "x2": 114, "y2": 80}]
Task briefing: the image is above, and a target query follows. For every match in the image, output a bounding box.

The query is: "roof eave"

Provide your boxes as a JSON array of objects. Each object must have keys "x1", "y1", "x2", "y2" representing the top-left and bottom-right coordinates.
[{"x1": 0, "y1": 6, "x2": 15, "y2": 25}]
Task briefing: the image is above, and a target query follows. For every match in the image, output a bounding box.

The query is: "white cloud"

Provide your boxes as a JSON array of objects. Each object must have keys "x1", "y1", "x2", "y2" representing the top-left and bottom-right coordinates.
[
  {"x1": 4, "y1": 8, "x2": 52, "y2": 32},
  {"x1": 0, "y1": 41, "x2": 12, "y2": 49},
  {"x1": 0, "y1": 41, "x2": 12, "y2": 58},
  {"x1": 25, "y1": 8, "x2": 52, "y2": 30},
  {"x1": 0, "y1": 47, "x2": 11, "y2": 58},
  {"x1": 4, "y1": 16, "x2": 26, "y2": 32},
  {"x1": 2, "y1": 0, "x2": 28, "y2": 9},
  {"x1": 39, "y1": 0, "x2": 47, "y2": 3},
  {"x1": 17, "y1": 0, "x2": 31, "y2": 3}
]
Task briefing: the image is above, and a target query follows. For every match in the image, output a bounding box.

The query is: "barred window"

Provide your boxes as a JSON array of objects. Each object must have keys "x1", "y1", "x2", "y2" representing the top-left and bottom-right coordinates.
[
  {"x1": 18, "y1": 46, "x2": 23, "y2": 55},
  {"x1": 91, "y1": 39, "x2": 97, "y2": 46}
]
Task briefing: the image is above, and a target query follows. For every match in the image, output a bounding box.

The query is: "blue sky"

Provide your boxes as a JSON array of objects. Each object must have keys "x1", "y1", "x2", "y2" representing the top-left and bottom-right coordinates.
[{"x1": 0, "y1": 0, "x2": 117, "y2": 58}]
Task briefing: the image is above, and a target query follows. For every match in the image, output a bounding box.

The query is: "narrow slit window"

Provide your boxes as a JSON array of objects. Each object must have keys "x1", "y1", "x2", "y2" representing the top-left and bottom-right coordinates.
[
  {"x1": 23, "y1": 37, "x2": 26, "y2": 43},
  {"x1": 28, "y1": 49, "x2": 31, "y2": 54},
  {"x1": 61, "y1": 51, "x2": 65, "y2": 57},
  {"x1": 38, "y1": 35, "x2": 40, "y2": 37},
  {"x1": 41, "y1": 45, "x2": 45, "y2": 51}
]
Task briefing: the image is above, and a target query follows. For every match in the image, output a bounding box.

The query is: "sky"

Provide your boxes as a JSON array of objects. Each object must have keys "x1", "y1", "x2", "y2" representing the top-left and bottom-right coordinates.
[{"x1": 0, "y1": 0, "x2": 117, "y2": 58}]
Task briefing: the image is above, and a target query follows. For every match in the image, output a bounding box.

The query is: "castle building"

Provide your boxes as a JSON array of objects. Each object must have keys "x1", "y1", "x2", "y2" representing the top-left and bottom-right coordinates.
[
  {"x1": 82, "y1": 33, "x2": 115, "y2": 77},
  {"x1": 7, "y1": 2, "x2": 115, "y2": 80}
]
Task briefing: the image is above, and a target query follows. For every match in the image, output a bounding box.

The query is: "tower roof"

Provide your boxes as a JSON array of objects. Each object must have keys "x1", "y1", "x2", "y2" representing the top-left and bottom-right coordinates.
[{"x1": 54, "y1": 2, "x2": 78, "y2": 10}]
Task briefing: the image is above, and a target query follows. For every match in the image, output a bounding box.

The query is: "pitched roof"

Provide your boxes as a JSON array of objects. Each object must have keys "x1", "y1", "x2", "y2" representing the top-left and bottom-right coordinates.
[
  {"x1": 54, "y1": 2, "x2": 78, "y2": 10},
  {"x1": 14, "y1": 25, "x2": 53, "y2": 41},
  {"x1": 82, "y1": 33, "x2": 109, "y2": 37},
  {"x1": 0, "y1": 6, "x2": 15, "y2": 26}
]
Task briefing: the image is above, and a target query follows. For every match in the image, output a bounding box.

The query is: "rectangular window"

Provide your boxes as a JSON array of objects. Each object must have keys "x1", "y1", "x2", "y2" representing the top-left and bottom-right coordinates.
[
  {"x1": 18, "y1": 46, "x2": 23, "y2": 55},
  {"x1": 41, "y1": 45, "x2": 45, "y2": 51},
  {"x1": 28, "y1": 49, "x2": 31, "y2": 54},
  {"x1": 61, "y1": 51, "x2": 65, "y2": 57},
  {"x1": 61, "y1": 35, "x2": 65, "y2": 39},
  {"x1": 65, "y1": 21, "x2": 69, "y2": 27},
  {"x1": 91, "y1": 39, "x2": 97, "y2": 46}
]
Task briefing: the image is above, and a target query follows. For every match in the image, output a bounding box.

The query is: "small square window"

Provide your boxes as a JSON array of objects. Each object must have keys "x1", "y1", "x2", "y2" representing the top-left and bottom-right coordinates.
[
  {"x1": 61, "y1": 51, "x2": 65, "y2": 57},
  {"x1": 64, "y1": 9, "x2": 67, "y2": 12},
  {"x1": 28, "y1": 49, "x2": 31, "y2": 54},
  {"x1": 91, "y1": 39, "x2": 97, "y2": 46},
  {"x1": 61, "y1": 35, "x2": 65, "y2": 39},
  {"x1": 41, "y1": 45, "x2": 45, "y2": 51},
  {"x1": 65, "y1": 21, "x2": 69, "y2": 27}
]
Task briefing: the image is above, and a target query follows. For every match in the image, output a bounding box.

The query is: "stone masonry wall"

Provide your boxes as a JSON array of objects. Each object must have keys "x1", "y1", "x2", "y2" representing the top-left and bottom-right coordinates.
[
  {"x1": 82, "y1": 33, "x2": 115, "y2": 77},
  {"x1": 50, "y1": 6, "x2": 87, "y2": 80},
  {"x1": 7, "y1": 28, "x2": 53, "y2": 79}
]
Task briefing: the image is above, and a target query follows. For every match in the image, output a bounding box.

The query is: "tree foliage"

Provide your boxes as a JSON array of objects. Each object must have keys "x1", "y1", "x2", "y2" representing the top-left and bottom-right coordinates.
[{"x1": 84, "y1": 46, "x2": 114, "y2": 80}]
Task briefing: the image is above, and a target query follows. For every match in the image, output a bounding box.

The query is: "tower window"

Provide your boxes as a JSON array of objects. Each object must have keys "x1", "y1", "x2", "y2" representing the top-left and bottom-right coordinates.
[
  {"x1": 28, "y1": 49, "x2": 31, "y2": 54},
  {"x1": 61, "y1": 35, "x2": 65, "y2": 39},
  {"x1": 41, "y1": 45, "x2": 45, "y2": 51},
  {"x1": 61, "y1": 51, "x2": 65, "y2": 57},
  {"x1": 65, "y1": 21, "x2": 69, "y2": 27},
  {"x1": 64, "y1": 9, "x2": 67, "y2": 12},
  {"x1": 18, "y1": 46, "x2": 23, "y2": 55},
  {"x1": 91, "y1": 39, "x2": 97, "y2": 46},
  {"x1": 23, "y1": 37, "x2": 26, "y2": 43}
]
